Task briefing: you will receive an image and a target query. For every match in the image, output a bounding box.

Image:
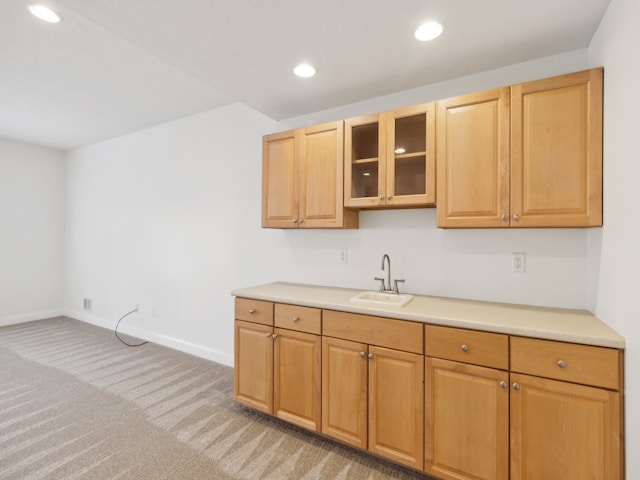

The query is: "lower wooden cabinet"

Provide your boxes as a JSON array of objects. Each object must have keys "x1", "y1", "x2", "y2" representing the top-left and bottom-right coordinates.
[
  {"x1": 322, "y1": 336, "x2": 424, "y2": 469},
  {"x1": 274, "y1": 327, "x2": 321, "y2": 431},
  {"x1": 234, "y1": 298, "x2": 624, "y2": 480},
  {"x1": 425, "y1": 358, "x2": 509, "y2": 480},
  {"x1": 510, "y1": 373, "x2": 621, "y2": 480},
  {"x1": 234, "y1": 319, "x2": 273, "y2": 414},
  {"x1": 321, "y1": 336, "x2": 368, "y2": 448}
]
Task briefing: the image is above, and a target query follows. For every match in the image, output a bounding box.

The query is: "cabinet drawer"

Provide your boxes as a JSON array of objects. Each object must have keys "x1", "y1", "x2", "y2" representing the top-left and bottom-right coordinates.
[
  {"x1": 323, "y1": 310, "x2": 423, "y2": 354},
  {"x1": 510, "y1": 336, "x2": 621, "y2": 390},
  {"x1": 425, "y1": 325, "x2": 509, "y2": 370},
  {"x1": 275, "y1": 303, "x2": 321, "y2": 335},
  {"x1": 235, "y1": 298, "x2": 274, "y2": 325}
]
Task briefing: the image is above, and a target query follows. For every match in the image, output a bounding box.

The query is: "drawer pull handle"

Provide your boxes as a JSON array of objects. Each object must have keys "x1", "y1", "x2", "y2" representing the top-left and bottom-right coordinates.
[
  {"x1": 368, "y1": 353, "x2": 374, "y2": 359},
  {"x1": 461, "y1": 344, "x2": 469, "y2": 352},
  {"x1": 249, "y1": 309, "x2": 256, "y2": 314},
  {"x1": 292, "y1": 316, "x2": 299, "y2": 322},
  {"x1": 500, "y1": 381, "x2": 507, "y2": 389},
  {"x1": 557, "y1": 360, "x2": 566, "y2": 368},
  {"x1": 360, "y1": 351, "x2": 366, "y2": 357},
  {"x1": 512, "y1": 383, "x2": 521, "y2": 391}
]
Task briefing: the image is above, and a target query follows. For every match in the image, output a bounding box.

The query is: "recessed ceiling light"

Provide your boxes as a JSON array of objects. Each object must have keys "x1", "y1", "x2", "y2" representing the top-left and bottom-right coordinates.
[
  {"x1": 415, "y1": 21, "x2": 443, "y2": 41},
  {"x1": 28, "y1": 4, "x2": 62, "y2": 23},
  {"x1": 294, "y1": 63, "x2": 316, "y2": 78}
]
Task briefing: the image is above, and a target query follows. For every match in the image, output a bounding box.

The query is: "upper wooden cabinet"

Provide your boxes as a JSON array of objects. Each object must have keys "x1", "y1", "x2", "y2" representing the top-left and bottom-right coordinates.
[
  {"x1": 345, "y1": 103, "x2": 436, "y2": 208},
  {"x1": 262, "y1": 121, "x2": 358, "y2": 229},
  {"x1": 436, "y1": 88, "x2": 510, "y2": 228},
  {"x1": 437, "y1": 68, "x2": 603, "y2": 228}
]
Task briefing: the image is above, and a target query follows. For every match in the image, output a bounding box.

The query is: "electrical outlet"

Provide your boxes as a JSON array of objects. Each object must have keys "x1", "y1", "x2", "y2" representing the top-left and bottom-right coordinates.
[
  {"x1": 339, "y1": 248, "x2": 348, "y2": 264},
  {"x1": 512, "y1": 252, "x2": 525, "y2": 273},
  {"x1": 83, "y1": 298, "x2": 92, "y2": 310}
]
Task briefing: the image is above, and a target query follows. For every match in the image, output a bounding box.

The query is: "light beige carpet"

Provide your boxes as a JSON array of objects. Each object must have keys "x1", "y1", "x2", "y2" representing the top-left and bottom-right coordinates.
[{"x1": 0, "y1": 317, "x2": 431, "y2": 479}]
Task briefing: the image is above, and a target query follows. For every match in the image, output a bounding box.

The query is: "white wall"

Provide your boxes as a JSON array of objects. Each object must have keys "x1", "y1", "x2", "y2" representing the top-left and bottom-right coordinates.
[
  {"x1": 588, "y1": 0, "x2": 640, "y2": 477},
  {"x1": 0, "y1": 138, "x2": 65, "y2": 325},
  {"x1": 63, "y1": 51, "x2": 596, "y2": 367}
]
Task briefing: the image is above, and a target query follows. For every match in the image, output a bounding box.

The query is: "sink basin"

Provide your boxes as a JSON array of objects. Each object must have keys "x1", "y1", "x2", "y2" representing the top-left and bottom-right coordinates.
[{"x1": 350, "y1": 291, "x2": 414, "y2": 307}]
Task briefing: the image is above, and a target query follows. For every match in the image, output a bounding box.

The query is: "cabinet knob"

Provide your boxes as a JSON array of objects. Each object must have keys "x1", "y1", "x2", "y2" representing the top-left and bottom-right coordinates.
[
  {"x1": 379, "y1": 195, "x2": 384, "y2": 200},
  {"x1": 387, "y1": 194, "x2": 392, "y2": 200},
  {"x1": 500, "y1": 381, "x2": 508, "y2": 389},
  {"x1": 292, "y1": 219, "x2": 297, "y2": 223},
  {"x1": 512, "y1": 383, "x2": 521, "y2": 391},
  {"x1": 501, "y1": 213, "x2": 507, "y2": 221},
  {"x1": 249, "y1": 309, "x2": 256, "y2": 315},
  {"x1": 557, "y1": 359, "x2": 566, "y2": 368},
  {"x1": 292, "y1": 316, "x2": 299, "y2": 322},
  {"x1": 265, "y1": 333, "x2": 271, "y2": 338},
  {"x1": 461, "y1": 344, "x2": 469, "y2": 352},
  {"x1": 368, "y1": 353, "x2": 374, "y2": 359},
  {"x1": 272, "y1": 334, "x2": 278, "y2": 339},
  {"x1": 298, "y1": 219, "x2": 304, "y2": 224},
  {"x1": 360, "y1": 351, "x2": 366, "y2": 357},
  {"x1": 513, "y1": 214, "x2": 520, "y2": 221}
]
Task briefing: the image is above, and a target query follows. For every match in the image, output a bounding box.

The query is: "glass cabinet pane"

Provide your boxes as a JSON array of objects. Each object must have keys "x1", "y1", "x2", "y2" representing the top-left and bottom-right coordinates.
[
  {"x1": 351, "y1": 123, "x2": 379, "y2": 199},
  {"x1": 394, "y1": 114, "x2": 426, "y2": 196}
]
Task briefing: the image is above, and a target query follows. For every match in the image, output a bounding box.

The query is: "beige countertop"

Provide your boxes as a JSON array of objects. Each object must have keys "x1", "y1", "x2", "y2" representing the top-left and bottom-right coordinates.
[{"x1": 231, "y1": 282, "x2": 625, "y2": 349}]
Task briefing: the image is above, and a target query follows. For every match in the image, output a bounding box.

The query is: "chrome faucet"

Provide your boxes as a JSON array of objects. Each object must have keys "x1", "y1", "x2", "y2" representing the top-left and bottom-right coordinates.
[{"x1": 374, "y1": 254, "x2": 405, "y2": 294}]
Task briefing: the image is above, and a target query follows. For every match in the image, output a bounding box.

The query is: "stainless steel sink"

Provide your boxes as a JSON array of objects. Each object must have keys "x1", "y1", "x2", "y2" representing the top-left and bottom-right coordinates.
[{"x1": 350, "y1": 291, "x2": 414, "y2": 307}]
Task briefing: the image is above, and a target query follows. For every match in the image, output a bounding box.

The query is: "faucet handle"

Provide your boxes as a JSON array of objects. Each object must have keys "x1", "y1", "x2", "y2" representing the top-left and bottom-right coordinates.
[
  {"x1": 393, "y1": 279, "x2": 405, "y2": 293},
  {"x1": 374, "y1": 277, "x2": 386, "y2": 292}
]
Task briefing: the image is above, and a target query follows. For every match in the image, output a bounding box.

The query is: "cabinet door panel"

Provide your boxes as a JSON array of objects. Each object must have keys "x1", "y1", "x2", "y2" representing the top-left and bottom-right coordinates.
[
  {"x1": 426, "y1": 358, "x2": 509, "y2": 480},
  {"x1": 511, "y1": 68, "x2": 602, "y2": 227},
  {"x1": 369, "y1": 346, "x2": 424, "y2": 470},
  {"x1": 510, "y1": 373, "x2": 621, "y2": 480},
  {"x1": 345, "y1": 114, "x2": 386, "y2": 207},
  {"x1": 274, "y1": 328, "x2": 321, "y2": 431},
  {"x1": 234, "y1": 320, "x2": 273, "y2": 413},
  {"x1": 299, "y1": 122, "x2": 345, "y2": 227},
  {"x1": 321, "y1": 336, "x2": 368, "y2": 449},
  {"x1": 386, "y1": 103, "x2": 436, "y2": 207},
  {"x1": 437, "y1": 88, "x2": 510, "y2": 228},
  {"x1": 262, "y1": 130, "x2": 298, "y2": 228}
]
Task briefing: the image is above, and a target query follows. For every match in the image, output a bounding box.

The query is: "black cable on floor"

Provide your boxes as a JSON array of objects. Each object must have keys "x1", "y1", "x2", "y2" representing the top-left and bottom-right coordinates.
[{"x1": 115, "y1": 308, "x2": 148, "y2": 347}]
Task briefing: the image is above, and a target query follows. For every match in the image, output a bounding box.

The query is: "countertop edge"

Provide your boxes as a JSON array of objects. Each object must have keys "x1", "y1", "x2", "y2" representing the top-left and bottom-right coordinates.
[{"x1": 231, "y1": 283, "x2": 626, "y2": 349}]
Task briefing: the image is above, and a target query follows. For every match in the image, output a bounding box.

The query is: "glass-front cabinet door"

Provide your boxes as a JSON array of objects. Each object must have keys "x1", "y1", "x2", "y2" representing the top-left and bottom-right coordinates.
[
  {"x1": 386, "y1": 103, "x2": 435, "y2": 207},
  {"x1": 345, "y1": 103, "x2": 435, "y2": 208},
  {"x1": 345, "y1": 114, "x2": 386, "y2": 208}
]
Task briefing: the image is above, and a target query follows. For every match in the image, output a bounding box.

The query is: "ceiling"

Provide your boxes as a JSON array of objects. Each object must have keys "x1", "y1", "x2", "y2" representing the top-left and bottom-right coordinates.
[{"x1": 1, "y1": 0, "x2": 611, "y2": 151}]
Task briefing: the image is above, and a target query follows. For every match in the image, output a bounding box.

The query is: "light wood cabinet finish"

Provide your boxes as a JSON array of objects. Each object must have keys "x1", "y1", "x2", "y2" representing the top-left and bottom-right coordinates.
[
  {"x1": 274, "y1": 303, "x2": 321, "y2": 335},
  {"x1": 345, "y1": 103, "x2": 436, "y2": 208},
  {"x1": 437, "y1": 68, "x2": 603, "y2": 228},
  {"x1": 369, "y1": 345, "x2": 424, "y2": 469},
  {"x1": 274, "y1": 327, "x2": 321, "y2": 431},
  {"x1": 321, "y1": 336, "x2": 424, "y2": 469},
  {"x1": 234, "y1": 297, "x2": 274, "y2": 325},
  {"x1": 233, "y1": 294, "x2": 623, "y2": 480},
  {"x1": 262, "y1": 121, "x2": 358, "y2": 229},
  {"x1": 510, "y1": 372, "x2": 621, "y2": 480},
  {"x1": 436, "y1": 87, "x2": 510, "y2": 228},
  {"x1": 234, "y1": 319, "x2": 273, "y2": 414},
  {"x1": 323, "y1": 309, "x2": 423, "y2": 354},
  {"x1": 511, "y1": 336, "x2": 620, "y2": 390},
  {"x1": 426, "y1": 325, "x2": 509, "y2": 370},
  {"x1": 511, "y1": 68, "x2": 603, "y2": 227},
  {"x1": 322, "y1": 336, "x2": 368, "y2": 449},
  {"x1": 426, "y1": 357, "x2": 509, "y2": 480}
]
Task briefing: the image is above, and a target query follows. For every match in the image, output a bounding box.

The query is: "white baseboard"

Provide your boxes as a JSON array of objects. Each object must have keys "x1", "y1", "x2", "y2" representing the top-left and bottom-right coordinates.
[
  {"x1": 64, "y1": 309, "x2": 234, "y2": 367},
  {"x1": 0, "y1": 309, "x2": 65, "y2": 327}
]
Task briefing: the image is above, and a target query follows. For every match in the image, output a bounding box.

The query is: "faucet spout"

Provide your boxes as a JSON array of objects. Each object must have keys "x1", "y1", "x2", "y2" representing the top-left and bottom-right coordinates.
[{"x1": 381, "y1": 254, "x2": 391, "y2": 293}]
